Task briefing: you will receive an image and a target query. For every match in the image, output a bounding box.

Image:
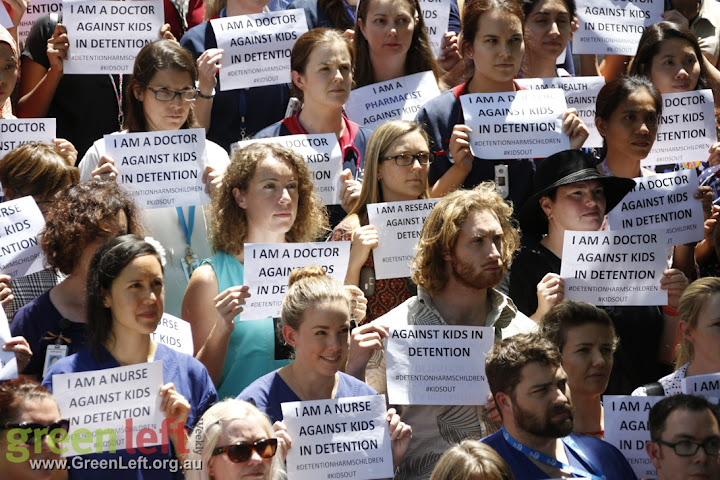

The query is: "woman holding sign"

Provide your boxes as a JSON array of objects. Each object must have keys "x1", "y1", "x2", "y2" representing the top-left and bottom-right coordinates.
[
  {"x1": 43, "y1": 234, "x2": 218, "y2": 480},
  {"x1": 182, "y1": 143, "x2": 330, "y2": 398},
  {"x1": 238, "y1": 267, "x2": 412, "y2": 466},
  {"x1": 78, "y1": 39, "x2": 230, "y2": 317},
  {"x1": 331, "y1": 120, "x2": 430, "y2": 323},
  {"x1": 509, "y1": 148, "x2": 689, "y2": 394},
  {"x1": 632, "y1": 277, "x2": 720, "y2": 396},
  {"x1": 519, "y1": 0, "x2": 575, "y2": 78},
  {"x1": 255, "y1": 28, "x2": 371, "y2": 228},
  {"x1": 415, "y1": 0, "x2": 588, "y2": 204}
]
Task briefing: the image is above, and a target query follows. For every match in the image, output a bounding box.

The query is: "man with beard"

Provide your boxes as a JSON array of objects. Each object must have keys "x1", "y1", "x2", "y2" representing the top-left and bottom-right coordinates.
[
  {"x1": 646, "y1": 394, "x2": 720, "y2": 480},
  {"x1": 483, "y1": 333, "x2": 636, "y2": 479},
  {"x1": 346, "y1": 182, "x2": 536, "y2": 480}
]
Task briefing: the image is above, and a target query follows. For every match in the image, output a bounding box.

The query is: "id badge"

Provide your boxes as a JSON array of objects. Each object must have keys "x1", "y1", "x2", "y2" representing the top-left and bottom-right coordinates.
[
  {"x1": 180, "y1": 249, "x2": 200, "y2": 282},
  {"x1": 43, "y1": 344, "x2": 68, "y2": 377}
]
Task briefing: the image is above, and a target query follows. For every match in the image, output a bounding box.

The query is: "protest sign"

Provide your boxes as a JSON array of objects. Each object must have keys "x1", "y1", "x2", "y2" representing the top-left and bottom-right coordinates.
[
  {"x1": 386, "y1": 325, "x2": 493, "y2": 405},
  {"x1": 18, "y1": 0, "x2": 62, "y2": 48},
  {"x1": 574, "y1": 0, "x2": 663, "y2": 54},
  {"x1": 0, "y1": 196, "x2": 46, "y2": 279},
  {"x1": 604, "y1": 395, "x2": 663, "y2": 479},
  {"x1": 0, "y1": 4, "x2": 11, "y2": 29},
  {"x1": 51, "y1": 361, "x2": 165, "y2": 457},
  {"x1": 560, "y1": 228, "x2": 668, "y2": 306},
  {"x1": 345, "y1": 72, "x2": 441, "y2": 130},
  {"x1": 515, "y1": 76, "x2": 605, "y2": 148},
  {"x1": 643, "y1": 90, "x2": 716, "y2": 167},
  {"x1": 211, "y1": 10, "x2": 308, "y2": 90},
  {"x1": 63, "y1": 0, "x2": 164, "y2": 74},
  {"x1": 0, "y1": 307, "x2": 17, "y2": 381},
  {"x1": 418, "y1": 0, "x2": 451, "y2": 58},
  {"x1": 682, "y1": 373, "x2": 720, "y2": 398},
  {"x1": 106, "y1": 129, "x2": 209, "y2": 209},
  {"x1": 366, "y1": 199, "x2": 438, "y2": 279},
  {"x1": 0, "y1": 118, "x2": 56, "y2": 159},
  {"x1": 460, "y1": 89, "x2": 570, "y2": 159},
  {"x1": 233, "y1": 134, "x2": 343, "y2": 205},
  {"x1": 242, "y1": 242, "x2": 350, "y2": 319},
  {"x1": 607, "y1": 170, "x2": 704, "y2": 246},
  {"x1": 281, "y1": 395, "x2": 394, "y2": 480},
  {"x1": 150, "y1": 314, "x2": 193, "y2": 355}
]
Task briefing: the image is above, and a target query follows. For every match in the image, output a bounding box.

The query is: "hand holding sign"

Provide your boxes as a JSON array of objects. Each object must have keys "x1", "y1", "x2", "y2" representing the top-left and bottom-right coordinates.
[
  {"x1": 535, "y1": 272, "x2": 565, "y2": 320},
  {"x1": 563, "y1": 108, "x2": 590, "y2": 149},
  {"x1": 349, "y1": 224, "x2": 379, "y2": 273},
  {"x1": 92, "y1": 155, "x2": 117, "y2": 181},
  {"x1": 0, "y1": 273, "x2": 12, "y2": 305},
  {"x1": 347, "y1": 322, "x2": 389, "y2": 380},
  {"x1": 341, "y1": 169, "x2": 362, "y2": 213},
  {"x1": 158, "y1": 382, "x2": 191, "y2": 447},
  {"x1": 387, "y1": 407, "x2": 412, "y2": 467},
  {"x1": 214, "y1": 285, "x2": 251, "y2": 332},
  {"x1": 449, "y1": 124, "x2": 474, "y2": 174},
  {"x1": 660, "y1": 268, "x2": 688, "y2": 312}
]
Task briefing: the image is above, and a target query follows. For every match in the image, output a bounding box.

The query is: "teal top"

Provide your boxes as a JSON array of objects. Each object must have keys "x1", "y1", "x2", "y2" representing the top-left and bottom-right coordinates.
[{"x1": 203, "y1": 251, "x2": 290, "y2": 399}]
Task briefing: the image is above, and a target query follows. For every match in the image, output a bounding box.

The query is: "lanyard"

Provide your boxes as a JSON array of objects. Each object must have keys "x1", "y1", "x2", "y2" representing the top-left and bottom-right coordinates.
[
  {"x1": 176, "y1": 206, "x2": 195, "y2": 246},
  {"x1": 501, "y1": 427, "x2": 606, "y2": 480},
  {"x1": 343, "y1": 0, "x2": 357, "y2": 23},
  {"x1": 239, "y1": 89, "x2": 248, "y2": 140},
  {"x1": 109, "y1": 74, "x2": 124, "y2": 129}
]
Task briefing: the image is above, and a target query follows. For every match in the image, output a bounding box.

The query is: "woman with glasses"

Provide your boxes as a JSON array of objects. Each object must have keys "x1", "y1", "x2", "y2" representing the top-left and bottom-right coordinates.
[
  {"x1": 187, "y1": 399, "x2": 287, "y2": 480},
  {"x1": 330, "y1": 120, "x2": 431, "y2": 324},
  {"x1": 633, "y1": 277, "x2": 720, "y2": 396},
  {"x1": 238, "y1": 267, "x2": 412, "y2": 467},
  {"x1": 77, "y1": 39, "x2": 230, "y2": 316},
  {"x1": 0, "y1": 378, "x2": 67, "y2": 480},
  {"x1": 43, "y1": 235, "x2": 218, "y2": 479}
]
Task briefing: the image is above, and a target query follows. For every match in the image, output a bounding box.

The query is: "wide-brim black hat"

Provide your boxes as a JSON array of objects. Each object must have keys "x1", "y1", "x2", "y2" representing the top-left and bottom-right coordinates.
[{"x1": 519, "y1": 150, "x2": 636, "y2": 235}]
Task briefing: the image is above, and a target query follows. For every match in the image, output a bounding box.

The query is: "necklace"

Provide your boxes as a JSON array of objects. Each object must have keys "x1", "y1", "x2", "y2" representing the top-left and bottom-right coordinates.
[{"x1": 289, "y1": 362, "x2": 339, "y2": 401}]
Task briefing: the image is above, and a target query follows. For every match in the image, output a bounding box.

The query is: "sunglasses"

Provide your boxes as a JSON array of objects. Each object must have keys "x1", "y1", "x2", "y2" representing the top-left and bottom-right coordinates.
[
  {"x1": 3, "y1": 419, "x2": 70, "y2": 444},
  {"x1": 212, "y1": 438, "x2": 278, "y2": 463}
]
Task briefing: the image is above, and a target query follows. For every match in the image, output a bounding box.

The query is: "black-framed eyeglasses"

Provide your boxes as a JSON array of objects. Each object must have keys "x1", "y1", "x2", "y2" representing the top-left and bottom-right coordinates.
[
  {"x1": 2, "y1": 420, "x2": 70, "y2": 444},
  {"x1": 656, "y1": 438, "x2": 720, "y2": 457},
  {"x1": 146, "y1": 86, "x2": 199, "y2": 102},
  {"x1": 212, "y1": 438, "x2": 278, "y2": 463},
  {"x1": 380, "y1": 152, "x2": 433, "y2": 166}
]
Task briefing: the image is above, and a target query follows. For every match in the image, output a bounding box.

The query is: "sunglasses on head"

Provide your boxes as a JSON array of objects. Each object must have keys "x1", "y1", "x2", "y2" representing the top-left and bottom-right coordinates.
[
  {"x1": 212, "y1": 438, "x2": 278, "y2": 463},
  {"x1": 3, "y1": 419, "x2": 70, "y2": 444}
]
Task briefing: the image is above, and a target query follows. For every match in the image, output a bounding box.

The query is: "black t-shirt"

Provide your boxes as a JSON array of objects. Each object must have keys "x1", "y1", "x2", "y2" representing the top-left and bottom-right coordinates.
[
  {"x1": 509, "y1": 240, "x2": 671, "y2": 395},
  {"x1": 22, "y1": 14, "x2": 125, "y2": 159}
]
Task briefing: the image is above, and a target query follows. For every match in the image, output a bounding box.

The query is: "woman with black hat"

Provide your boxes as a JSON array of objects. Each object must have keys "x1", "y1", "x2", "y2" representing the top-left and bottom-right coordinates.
[{"x1": 509, "y1": 149, "x2": 689, "y2": 394}]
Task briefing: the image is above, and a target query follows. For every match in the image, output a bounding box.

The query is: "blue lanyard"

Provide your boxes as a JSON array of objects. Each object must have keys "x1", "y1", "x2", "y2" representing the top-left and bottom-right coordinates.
[
  {"x1": 343, "y1": 0, "x2": 356, "y2": 23},
  {"x1": 501, "y1": 427, "x2": 606, "y2": 480},
  {"x1": 176, "y1": 206, "x2": 195, "y2": 246}
]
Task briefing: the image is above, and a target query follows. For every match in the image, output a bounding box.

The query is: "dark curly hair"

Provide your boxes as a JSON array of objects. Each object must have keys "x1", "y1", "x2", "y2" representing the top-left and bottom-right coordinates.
[
  {"x1": 86, "y1": 235, "x2": 164, "y2": 352},
  {"x1": 210, "y1": 143, "x2": 329, "y2": 254},
  {"x1": 41, "y1": 181, "x2": 143, "y2": 274}
]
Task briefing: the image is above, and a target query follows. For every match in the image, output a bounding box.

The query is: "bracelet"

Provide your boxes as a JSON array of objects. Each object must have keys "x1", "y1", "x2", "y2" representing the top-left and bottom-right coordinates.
[
  {"x1": 663, "y1": 305, "x2": 679, "y2": 316},
  {"x1": 197, "y1": 88, "x2": 215, "y2": 99}
]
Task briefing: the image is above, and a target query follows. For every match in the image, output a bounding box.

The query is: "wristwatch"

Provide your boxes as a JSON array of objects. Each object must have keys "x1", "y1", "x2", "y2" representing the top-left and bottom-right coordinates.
[{"x1": 198, "y1": 88, "x2": 215, "y2": 99}]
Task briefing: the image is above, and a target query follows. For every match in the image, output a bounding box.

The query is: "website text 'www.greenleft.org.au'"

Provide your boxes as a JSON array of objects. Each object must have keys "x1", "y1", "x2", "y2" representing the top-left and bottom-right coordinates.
[{"x1": 28, "y1": 456, "x2": 202, "y2": 473}]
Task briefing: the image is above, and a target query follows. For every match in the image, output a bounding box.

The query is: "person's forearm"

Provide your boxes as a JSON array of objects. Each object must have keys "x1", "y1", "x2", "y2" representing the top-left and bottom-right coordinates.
[
  {"x1": 196, "y1": 323, "x2": 232, "y2": 386},
  {"x1": 193, "y1": 96, "x2": 213, "y2": 132},
  {"x1": 430, "y1": 164, "x2": 470, "y2": 198},
  {"x1": 18, "y1": 68, "x2": 62, "y2": 117}
]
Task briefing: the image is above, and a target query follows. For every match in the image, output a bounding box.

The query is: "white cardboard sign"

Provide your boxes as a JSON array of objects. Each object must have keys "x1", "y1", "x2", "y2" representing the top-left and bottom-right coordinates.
[
  {"x1": 607, "y1": 170, "x2": 704, "y2": 246},
  {"x1": 242, "y1": 242, "x2": 350, "y2": 320},
  {"x1": 150, "y1": 314, "x2": 193, "y2": 355},
  {"x1": 682, "y1": 373, "x2": 720, "y2": 398},
  {"x1": 460, "y1": 89, "x2": 570, "y2": 159},
  {"x1": 560, "y1": 228, "x2": 668, "y2": 306},
  {"x1": 106, "y1": 129, "x2": 210, "y2": 209},
  {"x1": 419, "y1": 0, "x2": 451, "y2": 58},
  {"x1": 604, "y1": 395, "x2": 663, "y2": 479},
  {"x1": 386, "y1": 325, "x2": 493, "y2": 405},
  {"x1": 282, "y1": 395, "x2": 394, "y2": 480},
  {"x1": 63, "y1": 0, "x2": 165, "y2": 75},
  {"x1": 643, "y1": 90, "x2": 716, "y2": 167},
  {"x1": 345, "y1": 71, "x2": 441, "y2": 130},
  {"x1": 0, "y1": 196, "x2": 46, "y2": 279},
  {"x1": 210, "y1": 10, "x2": 308, "y2": 90},
  {"x1": 0, "y1": 118, "x2": 56, "y2": 158},
  {"x1": 366, "y1": 199, "x2": 438, "y2": 280},
  {"x1": 51, "y1": 361, "x2": 165, "y2": 457},
  {"x1": 574, "y1": 0, "x2": 663, "y2": 54},
  {"x1": 233, "y1": 134, "x2": 343, "y2": 205},
  {"x1": 515, "y1": 76, "x2": 605, "y2": 148}
]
